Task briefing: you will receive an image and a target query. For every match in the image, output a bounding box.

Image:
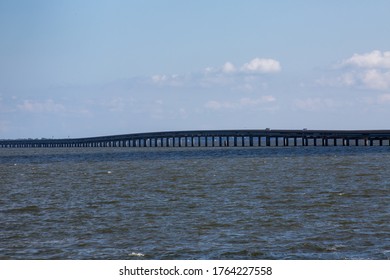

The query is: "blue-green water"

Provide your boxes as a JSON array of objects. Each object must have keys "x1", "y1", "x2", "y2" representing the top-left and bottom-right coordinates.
[{"x1": 0, "y1": 147, "x2": 389, "y2": 259}]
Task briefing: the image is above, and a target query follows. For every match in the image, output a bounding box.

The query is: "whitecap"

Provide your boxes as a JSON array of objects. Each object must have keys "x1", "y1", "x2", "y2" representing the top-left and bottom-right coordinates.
[
  {"x1": 129, "y1": 252, "x2": 145, "y2": 257},
  {"x1": 326, "y1": 244, "x2": 347, "y2": 252}
]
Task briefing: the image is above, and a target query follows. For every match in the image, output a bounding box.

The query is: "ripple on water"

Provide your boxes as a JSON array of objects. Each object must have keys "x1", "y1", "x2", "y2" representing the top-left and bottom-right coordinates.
[{"x1": 0, "y1": 147, "x2": 389, "y2": 259}]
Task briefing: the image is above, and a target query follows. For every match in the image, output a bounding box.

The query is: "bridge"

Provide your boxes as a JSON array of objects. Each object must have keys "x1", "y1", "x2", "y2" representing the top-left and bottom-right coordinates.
[{"x1": 2, "y1": 129, "x2": 390, "y2": 148}]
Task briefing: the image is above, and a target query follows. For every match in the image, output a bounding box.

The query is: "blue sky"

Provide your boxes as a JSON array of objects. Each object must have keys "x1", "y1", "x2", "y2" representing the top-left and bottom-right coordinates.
[{"x1": 1, "y1": 0, "x2": 390, "y2": 138}]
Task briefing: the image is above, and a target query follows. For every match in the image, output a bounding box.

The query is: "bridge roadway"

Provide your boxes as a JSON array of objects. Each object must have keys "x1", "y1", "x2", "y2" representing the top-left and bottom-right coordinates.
[{"x1": 2, "y1": 129, "x2": 390, "y2": 148}]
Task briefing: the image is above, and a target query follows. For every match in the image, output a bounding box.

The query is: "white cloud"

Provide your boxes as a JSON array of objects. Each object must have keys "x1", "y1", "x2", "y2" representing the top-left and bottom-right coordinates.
[
  {"x1": 106, "y1": 97, "x2": 129, "y2": 112},
  {"x1": 17, "y1": 99, "x2": 65, "y2": 113},
  {"x1": 361, "y1": 69, "x2": 390, "y2": 90},
  {"x1": 332, "y1": 50, "x2": 390, "y2": 91},
  {"x1": 205, "y1": 100, "x2": 235, "y2": 110},
  {"x1": 241, "y1": 58, "x2": 281, "y2": 73},
  {"x1": 205, "y1": 96, "x2": 276, "y2": 111},
  {"x1": 222, "y1": 62, "x2": 236, "y2": 73},
  {"x1": 335, "y1": 69, "x2": 390, "y2": 90},
  {"x1": 151, "y1": 74, "x2": 168, "y2": 83},
  {"x1": 341, "y1": 50, "x2": 390, "y2": 69},
  {"x1": 294, "y1": 98, "x2": 340, "y2": 111},
  {"x1": 204, "y1": 67, "x2": 215, "y2": 73},
  {"x1": 151, "y1": 74, "x2": 183, "y2": 86},
  {"x1": 339, "y1": 72, "x2": 356, "y2": 86},
  {"x1": 150, "y1": 57, "x2": 281, "y2": 90},
  {"x1": 218, "y1": 58, "x2": 282, "y2": 75},
  {"x1": 362, "y1": 93, "x2": 390, "y2": 105}
]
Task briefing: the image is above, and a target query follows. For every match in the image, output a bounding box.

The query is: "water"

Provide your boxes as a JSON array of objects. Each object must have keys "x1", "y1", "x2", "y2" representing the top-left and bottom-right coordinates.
[{"x1": 0, "y1": 146, "x2": 389, "y2": 259}]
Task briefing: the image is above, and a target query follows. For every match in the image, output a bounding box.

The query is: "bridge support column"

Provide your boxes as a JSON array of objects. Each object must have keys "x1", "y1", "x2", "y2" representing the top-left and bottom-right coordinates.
[
  {"x1": 266, "y1": 136, "x2": 271, "y2": 147},
  {"x1": 323, "y1": 138, "x2": 328, "y2": 146}
]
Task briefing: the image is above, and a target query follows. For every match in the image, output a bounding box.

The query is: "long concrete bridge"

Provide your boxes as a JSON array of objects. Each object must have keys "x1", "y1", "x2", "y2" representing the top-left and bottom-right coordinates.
[{"x1": 2, "y1": 129, "x2": 390, "y2": 148}]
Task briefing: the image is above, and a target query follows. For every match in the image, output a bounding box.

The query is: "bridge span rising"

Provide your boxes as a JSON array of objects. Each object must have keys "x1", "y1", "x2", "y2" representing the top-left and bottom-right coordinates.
[{"x1": 2, "y1": 129, "x2": 390, "y2": 148}]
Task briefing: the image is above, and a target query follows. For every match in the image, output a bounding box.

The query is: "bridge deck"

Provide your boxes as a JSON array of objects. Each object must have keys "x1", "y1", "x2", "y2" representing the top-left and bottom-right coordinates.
[{"x1": 1, "y1": 129, "x2": 390, "y2": 148}]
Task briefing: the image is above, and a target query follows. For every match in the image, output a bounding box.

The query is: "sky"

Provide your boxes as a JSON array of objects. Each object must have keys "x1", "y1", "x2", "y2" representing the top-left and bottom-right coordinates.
[{"x1": 1, "y1": 0, "x2": 390, "y2": 139}]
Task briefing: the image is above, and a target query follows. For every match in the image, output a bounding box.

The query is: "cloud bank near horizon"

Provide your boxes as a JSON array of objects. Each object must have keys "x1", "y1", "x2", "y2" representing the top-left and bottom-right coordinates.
[
  {"x1": 151, "y1": 57, "x2": 282, "y2": 89},
  {"x1": 3, "y1": 51, "x2": 390, "y2": 138}
]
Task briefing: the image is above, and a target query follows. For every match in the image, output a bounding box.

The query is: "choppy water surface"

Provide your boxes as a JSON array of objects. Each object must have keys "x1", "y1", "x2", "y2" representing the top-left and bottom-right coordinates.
[{"x1": 0, "y1": 147, "x2": 389, "y2": 259}]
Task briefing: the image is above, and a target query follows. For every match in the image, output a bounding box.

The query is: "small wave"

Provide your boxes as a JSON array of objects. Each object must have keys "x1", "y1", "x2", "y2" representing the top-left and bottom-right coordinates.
[
  {"x1": 325, "y1": 244, "x2": 347, "y2": 252},
  {"x1": 129, "y1": 252, "x2": 145, "y2": 257},
  {"x1": 382, "y1": 250, "x2": 390, "y2": 258},
  {"x1": 219, "y1": 249, "x2": 267, "y2": 259},
  {"x1": 7, "y1": 205, "x2": 41, "y2": 213}
]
